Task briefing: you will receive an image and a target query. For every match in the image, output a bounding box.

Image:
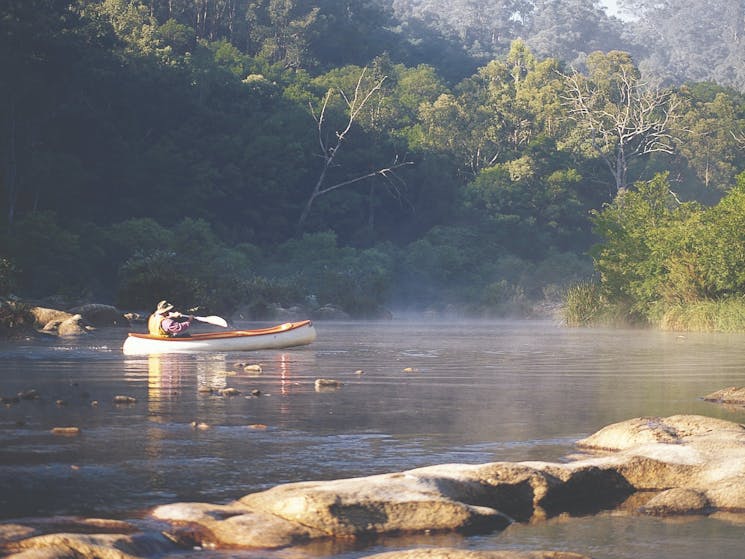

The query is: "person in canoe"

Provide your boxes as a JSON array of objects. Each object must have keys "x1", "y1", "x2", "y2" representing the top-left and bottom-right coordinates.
[{"x1": 148, "y1": 300, "x2": 194, "y2": 337}]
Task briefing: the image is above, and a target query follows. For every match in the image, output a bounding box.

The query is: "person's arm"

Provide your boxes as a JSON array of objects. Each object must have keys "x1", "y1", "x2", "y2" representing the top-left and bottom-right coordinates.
[{"x1": 161, "y1": 316, "x2": 192, "y2": 335}]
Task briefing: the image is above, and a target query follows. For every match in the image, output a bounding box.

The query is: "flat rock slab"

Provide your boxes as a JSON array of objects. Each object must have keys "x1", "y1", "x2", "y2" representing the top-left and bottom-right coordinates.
[
  {"x1": 5, "y1": 414, "x2": 745, "y2": 559},
  {"x1": 703, "y1": 386, "x2": 745, "y2": 405}
]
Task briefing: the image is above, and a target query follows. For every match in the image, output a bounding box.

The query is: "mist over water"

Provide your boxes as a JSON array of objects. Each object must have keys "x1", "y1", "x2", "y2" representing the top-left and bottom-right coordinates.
[{"x1": 2, "y1": 319, "x2": 745, "y2": 558}]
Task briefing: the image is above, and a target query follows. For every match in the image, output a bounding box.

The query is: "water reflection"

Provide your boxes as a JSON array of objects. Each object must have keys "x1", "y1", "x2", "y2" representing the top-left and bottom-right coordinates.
[{"x1": 146, "y1": 354, "x2": 185, "y2": 416}]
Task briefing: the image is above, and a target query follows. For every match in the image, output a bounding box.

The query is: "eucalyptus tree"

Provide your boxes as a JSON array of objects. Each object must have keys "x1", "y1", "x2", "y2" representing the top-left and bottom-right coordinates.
[
  {"x1": 561, "y1": 51, "x2": 679, "y2": 197},
  {"x1": 418, "y1": 41, "x2": 568, "y2": 177},
  {"x1": 674, "y1": 84, "x2": 745, "y2": 193}
]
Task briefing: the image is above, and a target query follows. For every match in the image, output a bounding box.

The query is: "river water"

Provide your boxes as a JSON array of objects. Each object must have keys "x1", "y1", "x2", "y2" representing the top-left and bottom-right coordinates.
[{"x1": 2, "y1": 319, "x2": 745, "y2": 558}]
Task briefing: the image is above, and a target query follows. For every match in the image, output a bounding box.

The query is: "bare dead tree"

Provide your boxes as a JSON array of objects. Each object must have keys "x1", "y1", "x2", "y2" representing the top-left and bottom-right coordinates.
[
  {"x1": 297, "y1": 68, "x2": 412, "y2": 231},
  {"x1": 561, "y1": 66, "x2": 679, "y2": 197}
]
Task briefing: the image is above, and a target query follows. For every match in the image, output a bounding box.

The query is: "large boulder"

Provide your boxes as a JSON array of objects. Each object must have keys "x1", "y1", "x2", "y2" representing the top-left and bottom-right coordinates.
[
  {"x1": 68, "y1": 304, "x2": 129, "y2": 327},
  {"x1": 56, "y1": 314, "x2": 90, "y2": 336},
  {"x1": 29, "y1": 306, "x2": 74, "y2": 329}
]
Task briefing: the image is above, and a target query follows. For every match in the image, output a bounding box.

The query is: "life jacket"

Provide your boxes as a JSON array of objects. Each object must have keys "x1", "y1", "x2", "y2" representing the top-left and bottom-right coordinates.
[{"x1": 147, "y1": 313, "x2": 168, "y2": 337}]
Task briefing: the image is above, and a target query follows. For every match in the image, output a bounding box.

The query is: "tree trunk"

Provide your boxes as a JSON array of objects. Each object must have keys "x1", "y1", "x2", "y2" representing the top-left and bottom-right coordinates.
[{"x1": 5, "y1": 99, "x2": 18, "y2": 228}]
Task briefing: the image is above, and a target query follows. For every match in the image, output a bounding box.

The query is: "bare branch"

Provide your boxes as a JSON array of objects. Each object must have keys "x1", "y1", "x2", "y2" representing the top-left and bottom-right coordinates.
[{"x1": 298, "y1": 68, "x2": 410, "y2": 231}]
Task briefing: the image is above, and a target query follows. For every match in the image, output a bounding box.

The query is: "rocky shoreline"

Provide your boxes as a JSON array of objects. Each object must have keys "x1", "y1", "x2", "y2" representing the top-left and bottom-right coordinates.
[
  {"x1": 3, "y1": 413, "x2": 745, "y2": 559},
  {"x1": 0, "y1": 298, "x2": 358, "y2": 339}
]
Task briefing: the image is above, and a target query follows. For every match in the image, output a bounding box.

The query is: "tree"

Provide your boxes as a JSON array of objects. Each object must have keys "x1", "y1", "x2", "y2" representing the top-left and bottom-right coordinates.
[
  {"x1": 561, "y1": 51, "x2": 679, "y2": 197},
  {"x1": 297, "y1": 67, "x2": 412, "y2": 231},
  {"x1": 674, "y1": 85, "x2": 745, "y2": 193},
  {"x1": 590, "y1": 172, "x2": 694, "y2": 317}
]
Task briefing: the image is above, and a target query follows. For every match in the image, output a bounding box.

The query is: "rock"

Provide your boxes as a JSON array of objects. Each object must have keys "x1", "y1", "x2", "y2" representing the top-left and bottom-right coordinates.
[
  {"x1": 152, "y1": 502, "x2": 326, "y2": 548},
  {"x1": 68, "y1": 304, "x2": 128, "y2": 327},
  {"x1": 2, "y1": 532, "x2": 174, "y2": 559},
  {"x1": 311, "y1": 304, "x2": 351, "y2": 320},
  {"x1": 703, "y1": 386, "x2": 745, "y2": 405},
  {"x1": 56, "y1": 315, "x2": 90, "y2": 336},
  {"x1": 314, "y1": 378, "x2": 342, "y2": 391},
  {"x1": 638, "y1": 488, "x2": 711, "y2": 516},
  {"x1": 18, "y1": 389, "x2": 40, "y2": 400},
  {"x1": 0, "y1": 524, "x2": 36, "y2": 547},
  {"x1": 29, "y1": 307, "x2": 74, "y2": 329},
  {"x1": 237, "y1": 470, "x2": 512, "y2": 538}
]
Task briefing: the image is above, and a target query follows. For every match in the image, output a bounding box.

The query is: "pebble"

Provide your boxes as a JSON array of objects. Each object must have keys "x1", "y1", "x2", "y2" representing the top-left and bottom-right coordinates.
[
  {"x1": 315, "y1": 379, "x2": 343, "y2": 391},
  {"x1": 51, "y1": 427, "x2": 81, "y2": 436}
]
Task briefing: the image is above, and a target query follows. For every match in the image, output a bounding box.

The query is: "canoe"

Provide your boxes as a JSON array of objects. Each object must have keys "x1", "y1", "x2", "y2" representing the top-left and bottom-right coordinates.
[{"x1": 122, "y1": 320, "x2": 316, "y2": 355}]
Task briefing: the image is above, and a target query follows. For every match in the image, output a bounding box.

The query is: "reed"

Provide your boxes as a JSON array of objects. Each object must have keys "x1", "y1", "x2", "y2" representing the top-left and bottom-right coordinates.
[
  {"x1": 561, "y1": 281, "x2": 604, "y2": 326},
  {"x1": 659, "y1": 298, "x2": 745, "y2": 332}
]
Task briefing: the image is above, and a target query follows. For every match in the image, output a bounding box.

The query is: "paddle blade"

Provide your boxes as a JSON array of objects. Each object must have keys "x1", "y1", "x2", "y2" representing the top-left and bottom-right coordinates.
[{"x1": 194, "y1": 315, "x2": 228, "y2": 328}]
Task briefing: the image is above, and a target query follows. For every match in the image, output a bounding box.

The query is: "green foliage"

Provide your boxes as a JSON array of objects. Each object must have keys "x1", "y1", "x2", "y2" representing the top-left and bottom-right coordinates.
[
  {"x1": 0, "y1": 258, "x2": 19, "y2": 296},
  {"x1": 5, "y1": 211, "x2": 89, "y2": 299},
  {"x1": 262, "y1": 232, "x2": 395, "y2": 317},
  {"x1": 586, "y1": 171, "x2": 745, "y2": 330}
]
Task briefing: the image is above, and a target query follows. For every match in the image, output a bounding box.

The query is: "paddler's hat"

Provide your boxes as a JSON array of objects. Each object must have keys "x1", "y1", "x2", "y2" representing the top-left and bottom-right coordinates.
[{"x1": 156, "y1": 300, "x2": 174, "y2": 314}]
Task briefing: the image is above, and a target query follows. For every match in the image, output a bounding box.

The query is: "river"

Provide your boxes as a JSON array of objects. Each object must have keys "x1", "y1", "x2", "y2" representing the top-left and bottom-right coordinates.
[{"x1": 1, "y1": 319, "x2": 745, "y2": 558}]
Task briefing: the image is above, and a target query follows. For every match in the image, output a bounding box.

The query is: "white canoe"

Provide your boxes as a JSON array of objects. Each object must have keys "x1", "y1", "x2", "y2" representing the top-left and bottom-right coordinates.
[{"x1": 122, "y1": 320, "x2": 316, "y2": 355}]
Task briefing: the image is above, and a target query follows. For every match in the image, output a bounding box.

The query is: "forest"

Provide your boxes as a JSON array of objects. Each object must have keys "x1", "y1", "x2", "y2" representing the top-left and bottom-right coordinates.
[{"x1": 3, "y1": 0, "x2": 745, "y2": 327}]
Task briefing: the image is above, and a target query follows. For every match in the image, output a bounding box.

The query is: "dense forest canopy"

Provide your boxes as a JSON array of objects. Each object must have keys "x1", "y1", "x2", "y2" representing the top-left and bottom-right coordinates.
[{"x1": 3, "y1": 0, "x2": 745, "y2": 323}]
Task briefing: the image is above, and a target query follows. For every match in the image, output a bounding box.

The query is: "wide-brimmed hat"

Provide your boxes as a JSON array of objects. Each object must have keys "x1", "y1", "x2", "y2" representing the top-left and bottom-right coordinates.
[{"x1": 156, "y1": 300, "x2": 174, "y2": 314}]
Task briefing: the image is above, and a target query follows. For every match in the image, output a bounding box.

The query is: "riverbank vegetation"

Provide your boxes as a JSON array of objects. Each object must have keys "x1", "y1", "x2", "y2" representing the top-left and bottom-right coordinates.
[
  {"x1": 563, "y1": 173, "x2": 745, "y2": 330},
  {"x1": 4, "y1": 1, "x2": 745, "y2": 326}
]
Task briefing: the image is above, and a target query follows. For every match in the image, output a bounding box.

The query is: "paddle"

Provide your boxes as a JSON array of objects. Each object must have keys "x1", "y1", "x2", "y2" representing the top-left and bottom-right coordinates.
[{"x1": 192, "y1": 315, "x2": 228, "y2": 328}]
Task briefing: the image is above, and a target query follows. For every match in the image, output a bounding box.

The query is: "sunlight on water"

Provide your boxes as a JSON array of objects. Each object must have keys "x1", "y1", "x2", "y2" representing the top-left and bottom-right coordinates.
[{"x1": 2, "y1": 320, "x2": 745, "y2": 558}]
